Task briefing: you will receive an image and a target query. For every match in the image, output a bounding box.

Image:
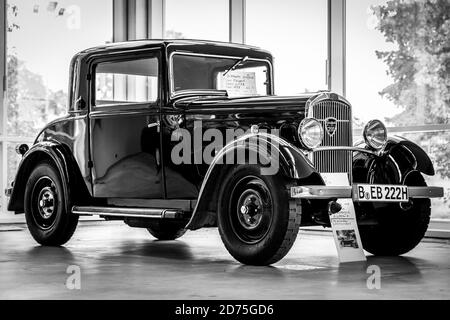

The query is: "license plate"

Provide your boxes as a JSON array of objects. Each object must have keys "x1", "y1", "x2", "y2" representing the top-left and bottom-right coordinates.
[{"x1": 354, "y1": 184, "x2": 408, "y2": 202}]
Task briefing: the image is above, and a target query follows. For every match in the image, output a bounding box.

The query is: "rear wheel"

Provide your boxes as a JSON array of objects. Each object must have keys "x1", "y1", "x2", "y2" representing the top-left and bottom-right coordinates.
[
  {"x1": 217, "y1": 165, "x2": 301, "y2": 266},
  {"x1": 24, "y1": 161, "x2": 78, "y2": 246}
]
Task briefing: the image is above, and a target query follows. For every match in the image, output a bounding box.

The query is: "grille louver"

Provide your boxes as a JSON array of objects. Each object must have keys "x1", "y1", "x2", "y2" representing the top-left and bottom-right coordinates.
[{"x1": 310, "y1": 100, "x2": 353, "y2": 181}]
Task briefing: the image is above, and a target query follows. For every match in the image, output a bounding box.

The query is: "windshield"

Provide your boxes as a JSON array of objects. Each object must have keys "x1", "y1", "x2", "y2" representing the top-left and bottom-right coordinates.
[{"x1": 171, "y1": 53, "x2": 271, "y2": 97}]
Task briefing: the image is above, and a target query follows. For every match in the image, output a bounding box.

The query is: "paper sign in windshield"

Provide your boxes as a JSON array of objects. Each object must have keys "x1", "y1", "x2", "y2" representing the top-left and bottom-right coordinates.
[{"x1": 218, "y1": 71, "x2": 257, "y2": 96}]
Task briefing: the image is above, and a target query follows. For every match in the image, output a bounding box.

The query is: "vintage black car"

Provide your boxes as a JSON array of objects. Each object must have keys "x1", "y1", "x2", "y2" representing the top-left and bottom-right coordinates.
[{"x1": 5, "y1": 40, "x2": 444, "y2": 265}]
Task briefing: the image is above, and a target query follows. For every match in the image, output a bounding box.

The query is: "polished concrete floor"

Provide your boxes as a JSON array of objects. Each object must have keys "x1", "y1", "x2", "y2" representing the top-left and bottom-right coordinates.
[{"x1": 0, "y1": 221, "x2": 449, "y2": 300}]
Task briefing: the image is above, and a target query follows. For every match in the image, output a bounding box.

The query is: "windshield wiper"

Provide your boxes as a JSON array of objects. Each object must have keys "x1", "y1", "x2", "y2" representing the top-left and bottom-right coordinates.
[{"x1": 222, "y1": 56, "x2": 249, "y2": 76}]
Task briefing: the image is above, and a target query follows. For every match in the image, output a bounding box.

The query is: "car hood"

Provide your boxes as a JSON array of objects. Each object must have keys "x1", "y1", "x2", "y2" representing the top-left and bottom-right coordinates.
[{"x1": 172, "y1": 93, "x2": 321, "y2": 112}]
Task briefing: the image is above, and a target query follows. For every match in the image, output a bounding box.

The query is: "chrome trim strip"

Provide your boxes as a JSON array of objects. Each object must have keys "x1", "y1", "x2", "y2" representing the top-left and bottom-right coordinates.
[
  {"x1": 312, "y1": 146, "x2": 380, "y2": 156},
  {"x1": 306, "y1": 92, "x2": 352, "y2": 118},
  {"x1": 408, "y1": 187, "x2": 444, "y2": 198},
  {"x1": 71, "y1": 206, "x2": 181, "y2": 219},
  {"x1": 168, "y1": 51, "x2": 274, "y2": 99},
  {"x1": 291, "y1": 186, "x2": 352, "y2": 199},
  {"x1": 290, "y1": 185, "x2": 444, "y2": 200}
]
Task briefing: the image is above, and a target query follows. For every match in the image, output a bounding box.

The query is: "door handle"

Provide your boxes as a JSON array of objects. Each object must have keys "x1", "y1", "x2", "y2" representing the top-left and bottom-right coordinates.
[{"x1": 148, "y1": 121, "x2": 160, "y2": 131}]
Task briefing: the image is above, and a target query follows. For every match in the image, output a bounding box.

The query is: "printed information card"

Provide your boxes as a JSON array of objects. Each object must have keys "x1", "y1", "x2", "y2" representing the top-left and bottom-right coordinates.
[
  {"x1": 218, "y1": 71, "x2": 257, "y2": 96},
  {"x1": 321, "y1": 173, "x2": 366, "y2": 263}
]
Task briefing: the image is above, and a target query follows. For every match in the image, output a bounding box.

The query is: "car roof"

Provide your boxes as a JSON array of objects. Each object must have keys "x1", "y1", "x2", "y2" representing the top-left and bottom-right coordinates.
[{"x1": 74, "y1": 39, "x2": 273, "y2": 62}]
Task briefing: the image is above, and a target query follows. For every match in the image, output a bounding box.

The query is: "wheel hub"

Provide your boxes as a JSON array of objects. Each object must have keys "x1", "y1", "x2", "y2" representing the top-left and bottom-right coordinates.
[
  {"x1": 237, "y1": 193, "x2": 263, "y2": 230},
  {"x1": 228, "y1": 176, "x2": 274, "y2": 245},
  {"x1": 38, "y1": 187, "x2": 55, "y2": 219}
]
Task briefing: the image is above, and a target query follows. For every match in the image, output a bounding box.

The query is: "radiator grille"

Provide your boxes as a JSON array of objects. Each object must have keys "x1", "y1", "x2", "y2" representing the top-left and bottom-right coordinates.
[{"x1": 310, "y1": 100, "x2": 353, "y2": 180}]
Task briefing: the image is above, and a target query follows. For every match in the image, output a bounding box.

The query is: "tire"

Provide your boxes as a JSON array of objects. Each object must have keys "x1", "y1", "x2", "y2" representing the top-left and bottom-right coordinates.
[
  {"x1": 147, "y1": 221, "x2": 186, "y2": 240},
  {"x1": 358, "y1": 170, "x2": 431, "y2": 256},
  {"x1": 217, "y1": 165, "x2": 301, "y2": 266},
  {"x1": 24, "y1": 161, "x2": 79, "y2": 246}
]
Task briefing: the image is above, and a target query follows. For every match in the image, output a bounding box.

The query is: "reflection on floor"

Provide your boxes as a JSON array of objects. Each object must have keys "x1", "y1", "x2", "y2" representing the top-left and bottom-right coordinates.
[{"x1": 0, "y1": 221, "x2": 449, "y2": 299}]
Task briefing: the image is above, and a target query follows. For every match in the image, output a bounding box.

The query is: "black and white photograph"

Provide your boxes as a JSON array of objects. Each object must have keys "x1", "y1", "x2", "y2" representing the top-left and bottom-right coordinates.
[
  {"x1": 0, "y1": 0, "x2": 449, "y2": 313},
  {"x1": 336, "y1": 230, "x2": 359, "y2": 249}
]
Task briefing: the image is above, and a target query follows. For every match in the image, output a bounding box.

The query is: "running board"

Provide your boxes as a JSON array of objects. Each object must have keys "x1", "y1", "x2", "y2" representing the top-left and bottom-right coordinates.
[{"x1": 71, "y1": 206, "x2": 187, "y2": 220}]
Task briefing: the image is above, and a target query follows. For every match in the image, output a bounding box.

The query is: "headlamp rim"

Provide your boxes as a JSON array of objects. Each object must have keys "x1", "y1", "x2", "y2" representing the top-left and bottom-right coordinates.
[
  {"x1": 363, "y1": 119, "x2": 388, "y2": 151},
  {"x1": 297, "y1": 118, "x2": 324, "y2": 150}
]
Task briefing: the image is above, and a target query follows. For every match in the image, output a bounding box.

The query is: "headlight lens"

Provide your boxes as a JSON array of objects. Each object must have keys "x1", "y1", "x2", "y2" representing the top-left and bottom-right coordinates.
[
  {"x1": 363, "y1": 119, "x2": 387, "y2": 150},
  {"x1": 298, "y1": 118, "x2": 324, "y2": 149}
]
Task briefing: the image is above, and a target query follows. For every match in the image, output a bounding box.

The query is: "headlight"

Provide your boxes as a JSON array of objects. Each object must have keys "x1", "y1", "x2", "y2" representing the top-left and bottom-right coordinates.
[
  {"x1": 363, "y1": 119, "x2": 387, "y2": 150},
  {"x1": 298, "y1": 118, "x2": 324, "y2": 149}
]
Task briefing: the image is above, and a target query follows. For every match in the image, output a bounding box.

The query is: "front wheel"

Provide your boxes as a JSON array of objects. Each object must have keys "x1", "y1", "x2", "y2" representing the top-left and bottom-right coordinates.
[
  {"x1": 217, "y1": 165, "x2": 301, "y2": 266},
  {"x1": 358, "y1": 171, "x2": 431, "y2": 256},
  {"x1": 24, "y1": 161, "x2": 78, "y2": 246}
]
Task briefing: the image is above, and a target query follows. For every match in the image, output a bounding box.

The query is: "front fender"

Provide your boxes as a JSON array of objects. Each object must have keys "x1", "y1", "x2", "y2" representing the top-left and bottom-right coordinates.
[
  {"x1": 386, "y1": 136, "x2": 434, "y2": 176},
  {"x1": 185, "y1": 132, "x2": 319, "y2": 230},
  {"x1": 353, "y1": 135, "x2": 435, "y2": 185},
  {"x1": 7, "y1": 141, "x2": 72, "y2": 213}
]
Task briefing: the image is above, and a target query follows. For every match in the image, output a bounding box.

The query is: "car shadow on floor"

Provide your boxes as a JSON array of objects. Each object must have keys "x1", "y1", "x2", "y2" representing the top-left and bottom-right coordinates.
[
  {"x1": 224, "y1": 264, "x2": 286, "y2": 279},
  {"x1": 117, "y1": 240, "x2": 196, "y2": 261},
  {"x1": 336, "y1": 255, "x2": 424, "y2": 286},
  {"x1": 26, "y1": 246, "x2": 76, "y2": 264},
  {"x1": 94, "y1": 239, "x2": 287, "y2": 275}
]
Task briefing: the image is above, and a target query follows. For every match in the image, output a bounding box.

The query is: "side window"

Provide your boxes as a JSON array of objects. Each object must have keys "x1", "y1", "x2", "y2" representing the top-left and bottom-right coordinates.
[{"x1": 95, "y1": 56, "x2": 159, "y2": 106}]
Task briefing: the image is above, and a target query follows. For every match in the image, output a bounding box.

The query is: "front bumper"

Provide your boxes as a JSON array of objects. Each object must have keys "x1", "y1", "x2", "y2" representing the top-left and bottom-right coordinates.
[{"x1": 290, "y1": 185, "x2": 444, "y2": 201}]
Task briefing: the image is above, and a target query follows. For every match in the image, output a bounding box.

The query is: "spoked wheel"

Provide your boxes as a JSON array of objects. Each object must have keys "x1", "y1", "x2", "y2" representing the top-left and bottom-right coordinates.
[
  {"x1": 218, "y1": 165, "x2": 301, "y2": 266},
  {"x1": 25, "y1": 161, "x2": 78, "y2": 246}
]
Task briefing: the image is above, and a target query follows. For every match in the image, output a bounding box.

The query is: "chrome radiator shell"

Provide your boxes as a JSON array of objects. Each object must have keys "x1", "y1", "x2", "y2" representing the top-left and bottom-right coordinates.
[{"x1": 308, "y1": 98, "x2": 353, "y2": 181}]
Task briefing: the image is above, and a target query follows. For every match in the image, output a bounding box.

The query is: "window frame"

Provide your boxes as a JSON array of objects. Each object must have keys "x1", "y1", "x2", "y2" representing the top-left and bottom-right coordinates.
[
  {"x1": 90, "y1": 49, "x2": 162, "y2": 112},
  {"x1": 168, "y1": 51, "x2": 274, "y2": 99}
]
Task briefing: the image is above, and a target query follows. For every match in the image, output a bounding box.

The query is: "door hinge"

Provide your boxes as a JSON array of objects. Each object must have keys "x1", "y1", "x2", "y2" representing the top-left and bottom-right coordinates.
[{"x1": 88, "y1": 160, "x2": 93, "y2": 168}]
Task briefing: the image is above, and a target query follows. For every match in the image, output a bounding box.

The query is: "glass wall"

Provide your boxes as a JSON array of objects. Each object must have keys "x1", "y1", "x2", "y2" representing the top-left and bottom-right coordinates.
[
  {"x1": 2, "y1": 0, "x2": 447, "y2": 223},
  {"x1": 246, "y1": 0, "x2": 328, "y2": 95},
  {"x1": 346, "y1": 0, "x2": 450, "y2": 219},
  {"x1": 164, "y1": 0, "x2": 229, "y2": 41},
  {"x1": 1, "y1": 0, "x2": 113, "y2": 217}
]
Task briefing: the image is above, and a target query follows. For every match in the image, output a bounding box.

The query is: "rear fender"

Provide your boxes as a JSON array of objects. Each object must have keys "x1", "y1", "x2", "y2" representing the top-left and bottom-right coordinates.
[{"x1": 7, "y1": 141, "x2": 87, "y2": 213}]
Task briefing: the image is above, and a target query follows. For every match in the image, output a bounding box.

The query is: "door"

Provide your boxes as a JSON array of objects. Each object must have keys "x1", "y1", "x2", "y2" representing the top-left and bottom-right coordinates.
[{"x1": 89, "y1": 51, "x2": 163, "y2": 198}]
